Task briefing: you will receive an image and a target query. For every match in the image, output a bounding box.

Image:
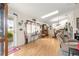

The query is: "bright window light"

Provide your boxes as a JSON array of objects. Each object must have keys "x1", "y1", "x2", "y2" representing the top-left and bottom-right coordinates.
[
  {"x1": 41, "y1": 10, "x2": 59, "y2": 19},
  {"x1": 52, "y1": 23, "x2": 58, "y2": 28},
  {"x1": 59, "y1": 19, "x2": 68, "y2": 25},
  {"x1": 27, "y1": 24, "x2": 31, "y2": 33},
  {"x1": 50, "y1": 16, "x2": 66, "y2": 22},
  {"x1": 52, "y1": 19, "x2": 68, "y2": 29}
]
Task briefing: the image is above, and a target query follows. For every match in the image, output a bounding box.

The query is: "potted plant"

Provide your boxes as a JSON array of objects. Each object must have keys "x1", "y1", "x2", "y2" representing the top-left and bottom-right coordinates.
[{"x1": 8, "y1": 32, "x2": 13, "y2": 42}]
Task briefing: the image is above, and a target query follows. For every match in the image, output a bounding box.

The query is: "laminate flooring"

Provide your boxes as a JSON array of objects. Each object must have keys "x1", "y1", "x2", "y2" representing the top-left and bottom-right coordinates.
[{"x1": 12, "y1": 37, "x2": 60, "y2": 56}]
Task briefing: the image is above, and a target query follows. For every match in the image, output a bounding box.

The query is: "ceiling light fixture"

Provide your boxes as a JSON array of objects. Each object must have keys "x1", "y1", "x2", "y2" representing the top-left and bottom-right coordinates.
[{"x1": 41, "y1": 10, "x2": 59, "y2": 19}]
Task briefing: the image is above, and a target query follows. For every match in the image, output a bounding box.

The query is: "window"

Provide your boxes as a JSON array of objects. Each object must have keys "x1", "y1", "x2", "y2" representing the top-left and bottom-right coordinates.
[
  {"x1": 32, "y1": 23, "x2": 36, "y2": 34},
  {"x1": 8, "y1": 20, "x2": 14, "y2": 31},
  {"x1": 27, "y1": 22, "x2": 31, "y2": 34},
  {"x1": 37, "y1": 24, "x2": 40, "y2": 33}
]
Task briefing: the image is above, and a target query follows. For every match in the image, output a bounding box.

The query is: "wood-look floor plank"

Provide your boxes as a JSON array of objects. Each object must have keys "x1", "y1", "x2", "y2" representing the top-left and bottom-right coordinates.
[{"x1": 13, "y1": 37, "x2": 60, "y2": 56}]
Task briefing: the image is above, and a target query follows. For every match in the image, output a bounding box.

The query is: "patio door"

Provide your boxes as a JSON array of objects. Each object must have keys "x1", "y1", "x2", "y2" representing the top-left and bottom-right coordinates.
[{"x1": 0, "y1": 4, "x2": 8, "y2": 56}]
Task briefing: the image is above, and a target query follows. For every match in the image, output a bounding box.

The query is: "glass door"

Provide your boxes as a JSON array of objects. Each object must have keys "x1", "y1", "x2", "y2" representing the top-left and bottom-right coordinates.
[
  {"x1": 0, "y1": 3, "x2": 8, "y2": 56},
  {"x1": 0, "y1": 4, "x2": 5, "y2": 56},
  {"x1": 8, "y1": 18, "x2": 14, "y2": 54}
]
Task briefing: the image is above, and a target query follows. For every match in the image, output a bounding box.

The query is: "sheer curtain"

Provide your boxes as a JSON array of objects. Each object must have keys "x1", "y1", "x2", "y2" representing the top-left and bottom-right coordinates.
[{"x1": 27, "y1": 22, "x2": 31, "y2": 34}]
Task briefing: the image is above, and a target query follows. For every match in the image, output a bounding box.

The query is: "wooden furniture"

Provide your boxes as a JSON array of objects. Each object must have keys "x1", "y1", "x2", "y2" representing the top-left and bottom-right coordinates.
[{"x1": 41, "y1": 24, "x2": 48, "y2": 37}]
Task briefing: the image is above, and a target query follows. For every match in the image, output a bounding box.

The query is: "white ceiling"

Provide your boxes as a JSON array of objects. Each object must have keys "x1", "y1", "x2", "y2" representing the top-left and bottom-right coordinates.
[{"x1": 8, "y1": 3, "x2": 79, "y2": 25}]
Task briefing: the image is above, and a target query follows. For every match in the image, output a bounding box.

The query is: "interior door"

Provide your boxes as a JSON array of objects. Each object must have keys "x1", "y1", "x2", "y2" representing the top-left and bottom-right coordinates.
[{"x1": 0, "y1": 3, "x2": 8, "y2": 56}]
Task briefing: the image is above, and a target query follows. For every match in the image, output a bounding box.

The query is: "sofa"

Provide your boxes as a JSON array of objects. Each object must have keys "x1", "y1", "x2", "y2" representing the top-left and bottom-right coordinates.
[{"x1": 56, "y1": 31, "x2": 78, "y2": 56}]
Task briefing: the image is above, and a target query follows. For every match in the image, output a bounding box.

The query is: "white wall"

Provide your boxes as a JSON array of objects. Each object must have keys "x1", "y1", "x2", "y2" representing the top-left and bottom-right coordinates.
[
  {"x1": 8, "y1": 6, "x2": 44, "y2": 46},
  {"x1": 8, "y1": 7, "x2": 26, "y2": 46}
]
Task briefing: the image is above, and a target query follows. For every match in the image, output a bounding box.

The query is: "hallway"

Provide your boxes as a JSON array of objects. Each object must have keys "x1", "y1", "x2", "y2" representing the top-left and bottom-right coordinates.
[
  {"x1": 1, "y1": 3, "x2": 79, "y2": 56},
  {"x1": 12, "y1": 37, "x2": 60, "y2": 56}
]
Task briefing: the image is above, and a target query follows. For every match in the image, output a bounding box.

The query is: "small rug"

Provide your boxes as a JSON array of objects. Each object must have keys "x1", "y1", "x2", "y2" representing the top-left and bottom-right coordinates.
[{"x1": 8, "y1": 47, "x2": 20, "y2": 54}]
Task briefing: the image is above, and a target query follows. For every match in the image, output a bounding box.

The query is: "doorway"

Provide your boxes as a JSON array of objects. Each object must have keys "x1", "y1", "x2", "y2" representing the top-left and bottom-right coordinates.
[
  {"x1": 8, "y1": 14, "x2": 18, "y2": 54},
  {"x1": 8, "y1": 15, "x2": 14, "y2": 49}
]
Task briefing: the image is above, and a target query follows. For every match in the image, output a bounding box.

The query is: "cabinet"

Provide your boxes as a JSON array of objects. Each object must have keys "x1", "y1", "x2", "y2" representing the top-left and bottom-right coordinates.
[{"x1": 41, "y1": 24, "x2": 48, "y2": 37}]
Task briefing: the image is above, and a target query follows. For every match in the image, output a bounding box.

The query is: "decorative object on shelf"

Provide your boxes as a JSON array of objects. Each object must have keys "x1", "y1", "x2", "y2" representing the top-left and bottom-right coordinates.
[
  {"x1": 18, "y1": 20, "x2": 23, "y2": 26},
  {"x1": 18, "y1": 20, "x2": 23, "y2": 31},
  {"x1": 13, "y1": 12, "x2": 18, "y2": 16}
]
